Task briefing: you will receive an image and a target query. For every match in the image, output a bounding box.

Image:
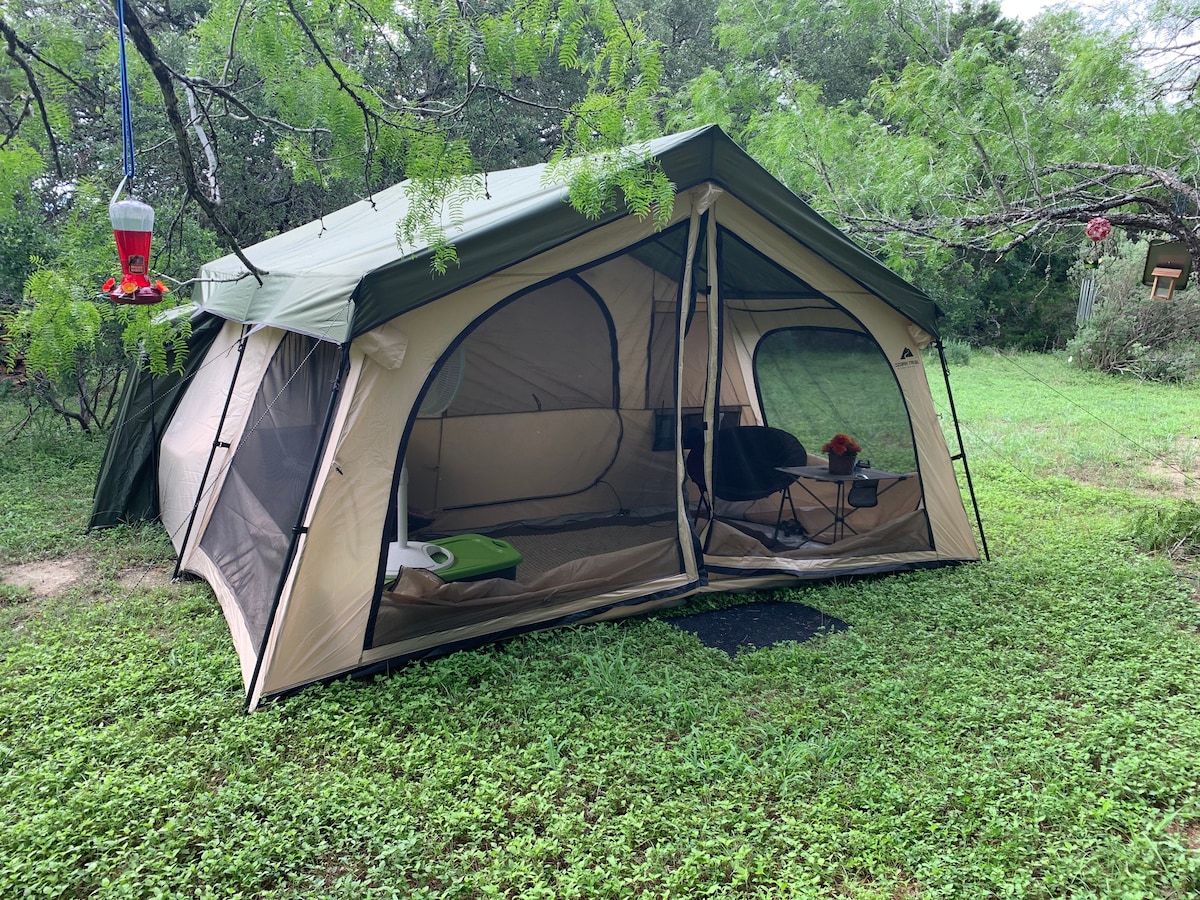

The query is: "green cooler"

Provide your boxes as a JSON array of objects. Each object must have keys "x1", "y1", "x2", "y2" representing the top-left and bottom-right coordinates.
[{"x1": 428, "y1": 534, "x2": 523, "y2": 582}]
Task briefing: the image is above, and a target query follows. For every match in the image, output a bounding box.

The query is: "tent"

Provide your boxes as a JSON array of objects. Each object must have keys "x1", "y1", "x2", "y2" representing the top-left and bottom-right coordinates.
[{"x1": 92, "y1": 125, "x2": 984, "y2": 710}]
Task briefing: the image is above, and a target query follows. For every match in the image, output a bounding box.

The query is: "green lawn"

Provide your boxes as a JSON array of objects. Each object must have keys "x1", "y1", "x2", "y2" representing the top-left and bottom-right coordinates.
[{"x1": 2, "y1": 352, "x2": 1199, "y2": 899}]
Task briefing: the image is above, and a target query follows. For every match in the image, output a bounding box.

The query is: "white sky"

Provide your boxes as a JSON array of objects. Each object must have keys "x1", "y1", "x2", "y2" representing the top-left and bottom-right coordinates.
[
  {"x1": 999, "y1": 0, "x2": 1117, "y2": 24},
  {"x1": 999, "y1": 0, "x2": 1060, "y2": 21}
]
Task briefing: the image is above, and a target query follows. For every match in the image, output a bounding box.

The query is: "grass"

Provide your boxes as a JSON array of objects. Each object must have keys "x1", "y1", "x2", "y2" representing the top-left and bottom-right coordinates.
[
  {"x1": 2, "y1": 352, "x2": 1200, "y2": 898},
  {"x1": 929, "y1": 350, "x2": 1200, "y2": 493}
]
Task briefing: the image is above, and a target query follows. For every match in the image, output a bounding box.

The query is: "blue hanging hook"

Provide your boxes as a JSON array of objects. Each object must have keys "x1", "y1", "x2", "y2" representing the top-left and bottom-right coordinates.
[{"x1": 116, "y1": 0, "x2": 136, "y2": 183}]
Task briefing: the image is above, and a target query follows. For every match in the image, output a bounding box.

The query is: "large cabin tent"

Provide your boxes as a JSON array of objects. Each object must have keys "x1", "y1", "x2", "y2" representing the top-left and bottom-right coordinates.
[{"x1": 92, "y1": 126, "x2": 983, "y2": 710}]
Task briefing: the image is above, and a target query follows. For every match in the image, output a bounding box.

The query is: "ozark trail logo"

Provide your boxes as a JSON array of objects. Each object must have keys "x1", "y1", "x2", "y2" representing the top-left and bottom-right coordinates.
[{"x1": 895, "y1": 346, "x2": 921, "y2": 368}]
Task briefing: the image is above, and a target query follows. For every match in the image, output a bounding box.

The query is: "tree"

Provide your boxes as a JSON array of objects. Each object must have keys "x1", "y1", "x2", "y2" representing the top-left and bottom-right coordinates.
[
  {"x1": 706, "y1": 1, "x2": 1199, "y2": 273},
  {"x1": 667, "y1": 0, "x2": 1197, "y2": 347},
  {"x1": 0, "y1": 0, "x2": 677, "y2": 428}
]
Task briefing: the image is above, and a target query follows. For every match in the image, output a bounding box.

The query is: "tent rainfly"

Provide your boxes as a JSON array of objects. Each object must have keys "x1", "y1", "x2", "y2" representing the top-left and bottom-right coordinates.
[{"x1": 92, "y1": 125, "x2": 984, "y2": 710}]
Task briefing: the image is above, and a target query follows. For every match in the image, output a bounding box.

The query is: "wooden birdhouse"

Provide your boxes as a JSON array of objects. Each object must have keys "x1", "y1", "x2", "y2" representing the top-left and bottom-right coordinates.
[{"x1": 1150, "y1": 266, "x2": 1182, "y2": 301}]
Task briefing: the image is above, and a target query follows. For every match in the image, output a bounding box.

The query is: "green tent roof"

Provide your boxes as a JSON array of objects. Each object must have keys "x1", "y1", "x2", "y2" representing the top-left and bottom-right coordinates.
[{"x1": 196, "y1": 125, "x2": 940, "y2": 343}]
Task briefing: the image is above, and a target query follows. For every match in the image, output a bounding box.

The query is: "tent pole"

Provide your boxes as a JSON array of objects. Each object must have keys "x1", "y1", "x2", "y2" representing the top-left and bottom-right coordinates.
[
  {"x1": 674, "y1": 200, "x2": 705, "y2": 568},
  {"x1": 936, "y1": 340, "x2": 989, "y2": 561},
  {"x1": 171, "y1": 328, "x2": 249, "y2": 581},
  {"x1": 147, "y1": 359, "x2": 160, "y2": 521},
  {"x1": 244, "y1": 342, "x2": 351, "y2": 712},
  {"x1": 700, "y1": 206, "x2": 722, "y2": 552}
]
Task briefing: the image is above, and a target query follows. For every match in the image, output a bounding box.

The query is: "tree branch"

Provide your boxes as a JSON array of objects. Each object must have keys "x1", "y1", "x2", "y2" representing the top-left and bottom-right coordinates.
[
  {"x1": 118, "y1": 0, "x2": 266, "y2": 282},
  {"x1": 0, "y1": 16, "x2": 65, "y2": 177}
]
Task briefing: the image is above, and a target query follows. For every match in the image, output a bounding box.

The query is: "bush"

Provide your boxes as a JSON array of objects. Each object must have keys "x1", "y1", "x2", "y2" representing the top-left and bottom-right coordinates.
[
  {"x1": 914, "y1": 241, "x2": 1079, "y2": 351},
  {"x1": 1130, "y1": 499, "x2": 1200, "y2": 560},
  {"x1": 1069, "y1": 289, "x2": 1200, "y2": 382},
  {"x1": 1068, "y1": 239, "x2": 1200, "y2": 382},
  {"x1": 937, "y1": 337, "x2": 972, "y2": 367}
]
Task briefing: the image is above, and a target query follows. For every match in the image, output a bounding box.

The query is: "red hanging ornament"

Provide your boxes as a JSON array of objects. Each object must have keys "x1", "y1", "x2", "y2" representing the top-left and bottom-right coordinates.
[
  {"x1": 105, "y1": 197, "x2": 164, "y2": 305},
  {"x1": 1085, "y1": 216, "x2": 1111, "y2": 242}
]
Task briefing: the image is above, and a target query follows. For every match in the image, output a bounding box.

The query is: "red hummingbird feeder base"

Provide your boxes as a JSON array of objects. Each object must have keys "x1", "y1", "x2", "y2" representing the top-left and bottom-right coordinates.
[{"x1": 108, "y1": 285, "x2": 165, "y2": 305}]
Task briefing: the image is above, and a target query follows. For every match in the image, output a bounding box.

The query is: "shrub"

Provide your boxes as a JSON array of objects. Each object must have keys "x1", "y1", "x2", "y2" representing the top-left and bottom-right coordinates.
[
  {"x1": 1129, "y1": 499, "x2": 1200, "y2": 561},
  {"x1": 1069, "y1": 289, "x2": 1200, "y2": 382},
  {"x1": 937, "y1": 337, "x2": 972, "y2": 367},
  {"x1": 1068, "y1": 239, "x2": 1200, "y2": 382}
]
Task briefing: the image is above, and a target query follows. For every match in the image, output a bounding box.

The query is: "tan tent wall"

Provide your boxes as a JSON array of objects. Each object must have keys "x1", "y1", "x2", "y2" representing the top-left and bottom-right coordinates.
[
  {"x1": 707, "y1": 303, "x2": 916, "y2": 538},
  {"x1": 697, "y1": 195, "x2": 977, "y2": 571},
  {"x1": 243, "y1": 345, "x2": 374, "y2": 706},
  {"x1": 159, "y1": 321, "x2": 276, "y2": 556},
  {"x1": 158, "y1": 323, "x2": 287, "y2": 688},
  {"x1": 250, "y1": 191, "x2": 721, "y2": 705},
  {"x1": 406, "y1": 257, "x2": 676, "y2": 530},
  {"x1": 894, "y1": 350, "x2": 979, "y2": 561},
  {"x1": 171, "y1": 327, "x2": 288, "y2": 570},
  {"x1": 403, "y1": 255, "x2": 755, "y2": 533}
]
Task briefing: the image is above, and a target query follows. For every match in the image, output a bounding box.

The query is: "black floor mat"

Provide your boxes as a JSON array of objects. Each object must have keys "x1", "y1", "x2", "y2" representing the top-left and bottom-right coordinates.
[{"x1": 667, "y1": 600, "x2": 849, "y2": 655}]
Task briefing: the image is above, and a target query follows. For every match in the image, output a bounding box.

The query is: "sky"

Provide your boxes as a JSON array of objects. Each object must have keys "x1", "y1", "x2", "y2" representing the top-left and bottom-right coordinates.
[
  {"x1": 999, "y1": 0, "x2": 1061, "y2": 20},
  {"x1": 999, "y1": 0, "x2": 1113, "y2": 24}
]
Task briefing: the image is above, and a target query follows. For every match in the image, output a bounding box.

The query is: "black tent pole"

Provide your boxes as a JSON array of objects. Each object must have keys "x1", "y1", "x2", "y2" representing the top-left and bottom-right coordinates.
[
  {"x1": 146, "y1": 360, "x2": 160, "y2": 521},
  {"x1": 171, "y1": 330, "x2": 250, "y2": 581},
  {"x1": 936, "y1": 340, "x2": 989, "y2": 561}
]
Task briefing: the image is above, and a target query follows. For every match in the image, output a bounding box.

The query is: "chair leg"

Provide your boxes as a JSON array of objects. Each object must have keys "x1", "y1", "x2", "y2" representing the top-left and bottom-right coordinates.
[
  {"x1": 772, "y1": 490, "x2": 788, "y2": 542},
  {"x1": 772, "y1": 487, "x2": 803, "y2": 543}
]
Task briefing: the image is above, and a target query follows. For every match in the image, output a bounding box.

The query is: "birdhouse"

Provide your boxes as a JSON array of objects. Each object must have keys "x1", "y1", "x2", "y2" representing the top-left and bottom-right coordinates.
[
  {"x1": 108, "y1": 197, "x2": 163, "y2": 304},
  {"x1": 1150, "y1": 266, "x2": 1182, "y2": 301},
  {"x1": 1142, "y1": 240, "x2": 1191, "y2": 302}
]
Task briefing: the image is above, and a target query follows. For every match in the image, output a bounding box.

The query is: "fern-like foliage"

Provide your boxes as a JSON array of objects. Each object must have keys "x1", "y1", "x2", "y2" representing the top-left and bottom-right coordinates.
[
  {"x1": 395, "y1": 133, "x2": 487, "y2": 274},
  {"x1": 547, "y1": 144, "x2": 676, "y2": 230}
]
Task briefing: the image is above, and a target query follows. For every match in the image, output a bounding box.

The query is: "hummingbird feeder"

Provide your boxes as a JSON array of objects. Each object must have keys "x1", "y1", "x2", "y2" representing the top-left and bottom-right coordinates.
[
  {"x1": 102, "y1": 0, "x2": 167, "y2": 305},
  {"x1": 106, "y1": 196, "x2": 165, "y2": 304}
]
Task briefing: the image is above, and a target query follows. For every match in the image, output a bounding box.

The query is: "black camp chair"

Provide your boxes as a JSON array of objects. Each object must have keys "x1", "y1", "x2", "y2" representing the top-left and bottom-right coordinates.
[{"x1": 686, "y1": 425, "x2": 808, "y2": 542}]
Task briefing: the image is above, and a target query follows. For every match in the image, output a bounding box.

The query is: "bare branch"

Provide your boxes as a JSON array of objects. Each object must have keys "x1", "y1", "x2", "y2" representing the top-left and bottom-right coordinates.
[
  {"x1": 118, "y1": 0, "x2": 266, "y2": 283},
  {"x1": 0, "y1": 16, "x2": 65, "y2": 177}
]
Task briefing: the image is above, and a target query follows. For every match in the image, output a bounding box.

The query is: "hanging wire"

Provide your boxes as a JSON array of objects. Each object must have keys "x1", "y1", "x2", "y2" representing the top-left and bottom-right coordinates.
[{"x1": 115, "y1": 0, "x2": 136, "y2": 181}]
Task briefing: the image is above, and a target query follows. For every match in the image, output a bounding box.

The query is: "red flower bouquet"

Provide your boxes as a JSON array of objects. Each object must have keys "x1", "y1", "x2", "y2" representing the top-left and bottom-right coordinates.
[
  {"x1": 822, "y1": 433, "x2": 862, "y2": 475},
  {"x1": 821, "y1": 433, "x2": 862, "y2": 458}
]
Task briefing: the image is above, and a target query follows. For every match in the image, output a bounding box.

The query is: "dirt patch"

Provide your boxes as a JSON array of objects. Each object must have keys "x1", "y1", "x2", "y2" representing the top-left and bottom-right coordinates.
[
  {"x1": 1166, "y1": 818, "x2": 1200, "y2": 854},
  {"x1": 2, "y1": 557, "x2": 180, "y2": 601},
  {"x1": 1147, "y1": 460, "x2": 1200, "y2": 498},
  {"x1": 1, "y1": 558, "x2": 85, "y2": 599},
  {"x1": 1147, "y1": 436, "x2": 1200, "y2": 498}
]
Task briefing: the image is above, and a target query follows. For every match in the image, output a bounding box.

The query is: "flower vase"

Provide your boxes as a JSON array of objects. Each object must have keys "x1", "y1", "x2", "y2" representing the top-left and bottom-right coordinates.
[{"x1": 828, "y1": 453, "x2": 856, "y2": 476}]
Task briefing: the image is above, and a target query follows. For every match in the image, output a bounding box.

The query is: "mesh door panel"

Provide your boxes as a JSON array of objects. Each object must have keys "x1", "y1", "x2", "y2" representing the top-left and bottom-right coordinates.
[{"x1": 200, "y1": 334, "x2": 341, "y2": 648}]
